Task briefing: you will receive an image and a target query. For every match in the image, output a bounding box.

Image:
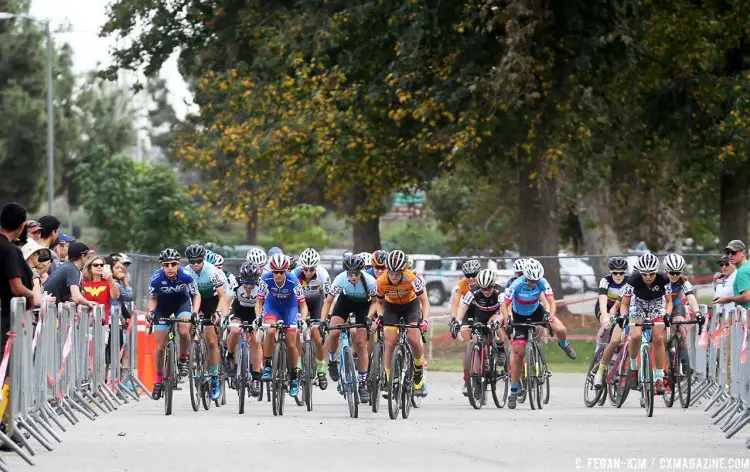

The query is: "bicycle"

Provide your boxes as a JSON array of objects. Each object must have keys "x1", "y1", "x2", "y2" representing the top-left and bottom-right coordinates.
[
  {"x1": 664, "y1": 317, "x2": 703, "y2": 408},
  {"x1": 631, "y1": 318, "x2": 656, "y2": 417},
  {"x1": 327, "y1": 314, "x2": 366, "y2": 418},
  {"x1": 462, "y1": 321, "x2": 509, "y2": 409},
  {"x1": 187, "y1": 316, "x2": 218, "y2": 412},
  {"x1": 297, "y1": 319, "x2": 319, "y2": 411},
  {"x1": 608, "y1": 327, "x2": 632, "y2": 408},
  {"x1": 233, "y1": 320, "x2": 256, "y2": 414},
  {"x1": 511, "y1": 319, "x2": 551, "y2": 410},
  {"x1": 584, "y1": 318, "x2": 616, "y2": 408},
  {"x1": 387, "y1": 321, "x2": 425, "y2": 420},
  {"x1": 368, "y1": 322, "x2": 386, "y2": 413},
  {"x1": 263, "y1": 320, "x2": 292, "y2": 416},
  {"x1": 148, "y1": 314, "x2": 194, "y2": 416}
]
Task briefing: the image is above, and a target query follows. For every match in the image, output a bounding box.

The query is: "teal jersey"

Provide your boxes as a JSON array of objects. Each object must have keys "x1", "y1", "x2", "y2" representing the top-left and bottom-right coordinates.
[{"x1": 184, "y1": 262, "x2": 226, "y2": 299}]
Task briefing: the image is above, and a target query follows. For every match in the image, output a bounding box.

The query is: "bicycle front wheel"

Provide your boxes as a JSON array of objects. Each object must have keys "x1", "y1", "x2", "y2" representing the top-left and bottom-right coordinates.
[
  {"x1": 677, "y1": 347, "x2": 691, "y2": 408},
  {"x1": 466, "y1": 341, "x2": 484, "y2": 410},
  {"x1": 388, "y1": 346, "x2": 404, "y2": 420},
  {"x1": 369, "y1": 342, "x2": 383, "y2": 413},
  {"x1": 584, "y1": 352, "x2": 603, "y2": 408},
  {"x1": 342, "y1": 345, "x2": 359, "y2": 418},
  {"x1": 164, "y1": 341, "x2": 175, "y2": 416},
  {"x1": 402, "y1": 348, "x2": 413, "y2": 419},
  {"x1": 664, "y1": 347, "x2": 676, "y2": 408},
  {"x1": 200, "y1": 340, "x2": 211, "y2": 411},
  {"x1": 641, "y1": 344, "x2": 654, "y2": 418},
  {"x1": 490, "y1": 345, "x2": 508, "y2": 408},
  {"x1": 188, "y1": 340, "x2": 201, "y2": 412},
  {"x1": 526, "y1": 343, "x2": 537, "y2": 410},
  {"x1": 304, "y1": 340, "x2": 314, "y2": 412},
  {"x1": 238, "y1": 344, "x2": 248, "y2": 414},
  {"x1": 272, "y1": 342, "x2": 287, "y2": 416}
]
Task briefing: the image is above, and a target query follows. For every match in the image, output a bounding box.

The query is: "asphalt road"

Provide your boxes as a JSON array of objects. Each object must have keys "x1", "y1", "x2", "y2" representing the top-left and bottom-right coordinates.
[{"x1": 4, "y1": 372, "x2": 747, "y2": 472}]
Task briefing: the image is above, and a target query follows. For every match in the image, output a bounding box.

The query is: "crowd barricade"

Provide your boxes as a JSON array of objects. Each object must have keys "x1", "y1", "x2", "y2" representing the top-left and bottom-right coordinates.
[
  {"x1": 687, "y1": 303, "x2": 750, "y2": 446},
  {"x1": 2, "y1": 297, "x2": 151, "y2": 468}
]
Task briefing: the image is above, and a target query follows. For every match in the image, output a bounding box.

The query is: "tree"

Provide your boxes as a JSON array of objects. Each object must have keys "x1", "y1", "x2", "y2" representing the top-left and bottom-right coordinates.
[
  {"x1": 146, "y1": 76, "x2": 179, "y2": 150},
  {"x1": 258, "y1": 205, "x2": 330, "y2": 254}
]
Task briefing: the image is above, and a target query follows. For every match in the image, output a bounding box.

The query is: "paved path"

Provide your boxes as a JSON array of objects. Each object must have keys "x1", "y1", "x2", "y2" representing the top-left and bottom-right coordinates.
[{"x1": 3, "y1": 373, "x2": 747, "y2": 472}]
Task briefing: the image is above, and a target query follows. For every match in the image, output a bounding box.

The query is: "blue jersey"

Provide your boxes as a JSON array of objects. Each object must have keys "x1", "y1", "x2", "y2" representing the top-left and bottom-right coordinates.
[
  {"x1": 669, "y1": 279, "x2": 694, "y2": 307},
  {"x1": 329, "y1": 271, "x2": 377, "y2": 303},
  {"x1": 503, "y1": 276, "x2": 554, "y2": 316},
  {"x1": 257, "y1": 271, "x2": 306, "y2": 306},
  {"x1": 504, "y1": 275, "x2": 519, "y2": 289},
  {"x1": 149, "y1": 268, "x2": 198, "y2": 316},
  {"x1": 365, "y1": 268, "x2": 377, "y2": 279}
]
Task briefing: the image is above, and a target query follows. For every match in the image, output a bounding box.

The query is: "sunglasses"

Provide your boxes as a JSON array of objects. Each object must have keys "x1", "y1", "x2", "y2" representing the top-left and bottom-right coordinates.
[
  {"x1": 162, "y1": 262, "x2": 179, "y2": 268},
  {"x1": 347, "y1": 270, "x2": 361, "y2": 277},
  {"x1": 611, "y1": 271, "x2": 625, "y2": 276},
  {"x1": 272, "y1": 270, "x2": 285, "y2": 275},
  {"x1": 189, "y1": 259, "x2": 203, "y2": 265},
  {"x1": 668, "y1": 271, "x2": 682, "y2": 276},
  {"x1": 719, "y1": 263, "x2": 730, "y2": 268},
  {"x1": 465, "y1": 273, "x2": 479, "y2": 278},
  {"x1": 303, "y1": 267, "x2": 316, "y2": 272},
  {"x1": 91, "y1": 263, "x2": 105, "y2": 268},
  {"x1": 726, "y1": 250, "x2": 739, "y2": 256},
  {"x1": 242, "y1": 279, "x2": 258, "y2": 285}
]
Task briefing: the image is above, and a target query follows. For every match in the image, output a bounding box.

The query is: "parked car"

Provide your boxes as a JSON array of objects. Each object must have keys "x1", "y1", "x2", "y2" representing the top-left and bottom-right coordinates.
[
  {"x1": 558, "y1": 253, "x2": 597, "y2": 291},
  {"x1": 413, "y1": 255, "x2": 512, "y2": 306}
]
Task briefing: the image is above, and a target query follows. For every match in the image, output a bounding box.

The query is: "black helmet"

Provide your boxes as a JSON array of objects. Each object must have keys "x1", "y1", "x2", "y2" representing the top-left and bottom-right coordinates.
[
  {"x1": 343, "y1": 253, "x2": 365, "y2": 271},
  {"x1": 240, "y1": 262, "x2": 262, "y2": 282},
  {"x1": 159, "y1": 248, "x2": 181, "y2": 263},
  {"x1": 608, "y1": 257, "x2": 628, "y2": 271},
  {"x1": 185, "y1": 244, "x2": 206, "y2": 260}
]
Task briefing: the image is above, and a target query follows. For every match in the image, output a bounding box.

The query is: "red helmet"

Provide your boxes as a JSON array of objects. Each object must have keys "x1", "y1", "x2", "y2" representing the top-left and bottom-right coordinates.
[{"x1": 269, "y1": 253, "x2": 290, "y2": 271}]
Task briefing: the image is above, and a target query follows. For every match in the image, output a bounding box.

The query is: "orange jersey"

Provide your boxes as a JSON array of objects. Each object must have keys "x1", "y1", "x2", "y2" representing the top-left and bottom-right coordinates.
[
  {"x1": 376, "y1": 270, "x2": 425, "y2": 304},
  {"x1": 454, "y1": 277, "x2": 476, "y2": 298}
]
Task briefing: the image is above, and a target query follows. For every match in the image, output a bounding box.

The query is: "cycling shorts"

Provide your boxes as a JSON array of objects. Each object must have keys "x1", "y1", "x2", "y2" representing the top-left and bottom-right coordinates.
[
  {"x1": 511, "y1": 305, "x2": 548, "y2": 342},
  {"x1": 199, "y1": 296, "x2": 220, "y2": 319},
  {"x1": 330, "y1": 295, "x2": 371, "y2": 325},
  {"x1": 383, "y1": 299, "x2": 421, "y2": 326},
  {"x1": 629, "y1": 298, "x2": 666, "y2": 323},
  {"x1": 153, "y1": 303, "x2": 192, "y2": 332},
  {"x1": 306, "y1": 294, "x2": 324, "y2": 321},
  {"x1": 231, "y1": 305, "x2": 257, "y2": 324},
  {"x1": 263, "y1": 300, "x2": 299, "y2": 328}
]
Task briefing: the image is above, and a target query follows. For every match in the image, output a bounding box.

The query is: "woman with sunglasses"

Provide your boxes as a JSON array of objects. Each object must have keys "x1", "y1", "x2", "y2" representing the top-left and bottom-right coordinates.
[
  {"x1": 367, "y1": 250, "x2": 389, "y2": 279},
  {"x1": 592, "y1": 257, "x2": 629, "y2": 388},
  {"x1": 226, "y1": 262, "x2": 264, "y2": 396},
  {"x1": 448, "y1": 259, "x2": 481, "y2": 395},
  {"x1": 148, "y1": 248, "x2": 201, "y2": 401},
  {"x1": 321, "y1": 253, "x2": 378, "y2": 403},
  {"x1": 663, "y1": 253, "x2": 703, "y2": 374},
  {"x1": 617, "y1": 253, "x2": 673, "y2": 395},
  {"x1": 82, "y1": 255, "x2": 120, "y2": 325}
]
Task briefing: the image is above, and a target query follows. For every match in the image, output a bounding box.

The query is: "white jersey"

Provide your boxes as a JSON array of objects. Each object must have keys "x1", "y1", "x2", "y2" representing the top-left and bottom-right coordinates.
[
  {"x1": 293, "y1": 266, "x2": 331, "y2": 298},
  {"x1": 235, "y1": 284, "x2": 259, "y2": 308}
]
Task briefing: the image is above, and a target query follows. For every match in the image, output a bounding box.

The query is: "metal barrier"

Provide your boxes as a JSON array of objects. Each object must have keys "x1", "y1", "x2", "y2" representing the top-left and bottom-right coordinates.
[
  {"x1": 687, "y1": 303, "x2": 750, "y2": 447},
  {"x1": 1, "y1": 297, "x2": 151, "y2": 468}
]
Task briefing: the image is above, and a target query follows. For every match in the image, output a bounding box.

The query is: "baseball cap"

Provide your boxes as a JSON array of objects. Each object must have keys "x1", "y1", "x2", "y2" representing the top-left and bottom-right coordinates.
[
  {"x1": 718, "y1": 255, "x2": 730, "y2": 265},
  {"x1": 58, "y1": 233, "x2": 75, "y2": 243},
  {"x1": 21, "y1": 240, "x2": 51, "y2": 262},
  {"x1": 68, "y1": 242, "x2": 93, "y2": 259},
  {"x1": 27, "y1": 220, "x2": 41, "y2": 233},
  {"x1": 119, "y1": 253, "x2": 132, "y2": 266},
  {"x1": 723, "y1": 240, "x2": 746, "y2": 254}
]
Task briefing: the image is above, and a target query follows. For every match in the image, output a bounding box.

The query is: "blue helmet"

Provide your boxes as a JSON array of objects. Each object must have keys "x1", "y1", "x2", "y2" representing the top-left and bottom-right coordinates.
[
  {"x1": 205, "y1": 249, "x2": 219, "y2": 265},
  {"x1": 268, "y1": 246, "x2": 284, "y2": 257}
]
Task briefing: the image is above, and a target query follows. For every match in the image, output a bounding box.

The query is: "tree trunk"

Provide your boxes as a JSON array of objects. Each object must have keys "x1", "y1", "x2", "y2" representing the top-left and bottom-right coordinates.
[
  {"x1": 578, "y1": 182, "x2": 621, "y2": 279},
  {"x1": 518, "y1": 153, "x2": 561, "y2": 295},
  {"x1": 719, "y1": 170, "x2": 748, "y2": 247},
  {"x1": 246, "y1": 210, "x2": 258, "y2": 245},
  {"x1": 353, "y1": 217, "x2": 381, "y2": 252}
]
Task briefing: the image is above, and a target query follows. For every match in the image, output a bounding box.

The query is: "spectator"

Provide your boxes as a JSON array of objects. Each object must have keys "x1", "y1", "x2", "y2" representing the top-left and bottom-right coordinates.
[
  {"x1": 715, "y1": 240, "x2": 750, "y2": 308},
  {"x1": 110, "y1": 257, "x2": 134, "y2": 387},
  {"x1": 51, "y1": 233, "x2": 75, "y2": 272},
  {"x1": 712, "y1": 255, "x2": 736, "y2": 302},
  {"x1": 20, "y1": 240, "x2": 53, "y2": 308},
  {"x1": 0, "y1": 203, "x2": 34, "y2": 351},
  {"x1": 37, "y1": 215, "x2": 60, "y2": 250},
  {"x1": 82, "y1": 255, "x2": 120, "y2": 324},
  {"x1": 43, "y1": 242, "x2": 96, "y2": 308},
  {"x1": 26, "y1": 221, "x2": 42, "y2": 242}
]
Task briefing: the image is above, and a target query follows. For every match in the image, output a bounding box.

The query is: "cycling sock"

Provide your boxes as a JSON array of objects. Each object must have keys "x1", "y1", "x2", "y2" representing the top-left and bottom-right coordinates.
[
  {"x1": 251, "y1": 372, "x2": 260, "y2": 381},
  {"x1": 511, "y1": 382, "x2": 520, "y2": 393},
  {"x1": 358, "y1": 371, "x2": 367, "y2": 383},
  {"x1": 655, "y1": 368, "x2": 664, "y2": 380},
  {"x1": 328, "y1": 351, "x2": 337, "y2": 363},
  {"x1": 385, "y1": 368, "x2": 390, "y2": 382},
  {"x1": 297, "y1": 357, "x2": 302, "y2": 369},
  {"x1": 316, "y1": 360, "x2": 325, "y2": 373},
  {"x1": 596, "y1": 363, "x2": 606, "y2": 376},
  {"x1": 629, "y1": 357, "x2": 638, "y2": 370},
  {"x1": 558, "y1": 339, "x2": 569, "y2": 348},
  {"x1": 155, "y1": 373, "x2": 164, "y2": 383},
  {"x1": 209, "y1": 364, "x2": 219, "y2": 376},
  {"x1": 264, "y1": 357, "x2": 272, "y2": 368}
]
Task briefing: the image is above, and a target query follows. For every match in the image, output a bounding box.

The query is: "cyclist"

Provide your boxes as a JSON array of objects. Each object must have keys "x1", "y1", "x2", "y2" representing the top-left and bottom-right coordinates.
[
  {"x1": 148, "y1": 248, "x2": 201, "y2": 400},
  {"x1": 367, "y1": 250, "x2": 388, "y2": 279},
  {"x1": 246, "y1": 247, "x2": 268, "y2": 268},
  {"x1": 212, "y1": 253, "x2": 239, "y2": 297},
  {"x1": 256, "y1": 253, "x2": 309, "y2": 398},
  {"x1": 226, "y1": 262, "x2": 264, "y2": 396},
  {"x1": 292, "y1": 248, "x2": 332, "y2": 389},
  {"x1": 450, "y1": 269, "x2": 508, "y2": 364},
  {"x1": 263, "y1": 246, "x2": 284, "y2": 272},
  {"x1": 594, "y1": 257, "x2": 628, "y2": 353},
  {"x1": 322, "y1": 253, "x2": 377, "y2": 403},
  {"x1": 505, "y1": 258, "x2": 527, "y2": 288},
  {"x1": 359, "y1": 252, "x2": 373, "y2": 272},
  {"x1": 183, "y1": 244, "x2": 231, "y2": 400},
  {"x1": 663, "y1": 253, "x2": 703, "y2": 374},
  {"x1": 502, "y1": 258, "x2": 557, "y2": 409},
  {"x1": 618, "y1": 253, "x2": 672, "y2": 394},
  {"x1": 376, "y1": 250, "x2": 430, "y2": 397},
  {"x1": 449, "y1": 259, "x2": 481, "y2": 395}
]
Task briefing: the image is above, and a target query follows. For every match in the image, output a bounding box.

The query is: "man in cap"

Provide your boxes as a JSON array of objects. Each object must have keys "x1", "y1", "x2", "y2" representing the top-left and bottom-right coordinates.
[
  {"x1": 50, "y1": 233, "x2": 75, "y2": 273},
  {"x1": 26, "y1": 221, "x2": 42, "y2": 242},
  {"x1": 715, "y1": 240, "x2": 750, "y2": 308},
  {"x1": 43, "y1": 242, "x2": 97, "y2": 308}
]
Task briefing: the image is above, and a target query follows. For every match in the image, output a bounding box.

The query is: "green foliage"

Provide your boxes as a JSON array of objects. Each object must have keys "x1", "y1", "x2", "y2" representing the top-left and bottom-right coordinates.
[
  {"x1": 258, "y1": 205, "x2": 329, "y2": 254},
  {"x1": 381, "y1": 220, "x2": 447, "y2": 255}
]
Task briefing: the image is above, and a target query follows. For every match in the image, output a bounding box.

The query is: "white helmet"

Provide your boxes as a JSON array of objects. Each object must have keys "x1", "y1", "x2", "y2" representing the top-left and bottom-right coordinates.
[
  {"x1": 476, "y1": 269, "x2": 496, "y2": 289},
  {"x1": 663, "y1": 253, "x2": 685, "y2": 272},
  {"x1": 213, "y1": 254, "x2": 225, "y2": 267},
  {"x1": 299, "y1": 248, "x2": 320, "y2": 268},
  {"x1": 246, "y1": 247, "x2": 267, "y2": 267},
  {"x1": 359, "y1": 252, "x2": 372, "y2": 267},
  {"x1": 522, "y1": 258, "x2": 544, "y2": 281},
  {"x1": 512, "y1": 258, "x2": 527, "y2": 273},
  {"x1": 635, "y1": 253, "x2": 659, "y2": 274},
  {"x1": 386, "y1": 250, "x2": 408, "y2": 272}
]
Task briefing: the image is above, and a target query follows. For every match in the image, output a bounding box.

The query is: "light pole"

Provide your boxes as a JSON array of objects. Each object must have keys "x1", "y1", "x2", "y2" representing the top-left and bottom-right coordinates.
[{"x1": 0, "y1": 13, "x2": 54, "y2": 214}]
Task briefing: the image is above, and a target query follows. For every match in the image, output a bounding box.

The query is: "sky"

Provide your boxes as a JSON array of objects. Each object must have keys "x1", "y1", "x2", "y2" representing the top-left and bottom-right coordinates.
[{"x1": 28, "y1": 0, "x2": 196, "y2": 120}]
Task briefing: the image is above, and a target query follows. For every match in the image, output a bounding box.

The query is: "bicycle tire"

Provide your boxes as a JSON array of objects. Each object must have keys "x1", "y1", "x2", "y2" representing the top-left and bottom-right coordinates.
[
  {"x1": 272, "y1": 342, "x2": 287, "y2": 416},
  {"x1": 584, "y1": 352, "x2": 604, "y2": 408},
  {"x1": 216, "y1": 341, "x2": 227, "y2": 407},
  {"x1": 188, "y1": 340, "x2": 201, "y2": 412},
  {"x1": 388, "y1": 347, "x2": 404, "y2": 420},
  {"x1": 664, "y1": 348, "x2": 676, "y2": 408},
  {"x1": 526, "y1": 342, "x2": 537, "y2": 410},
  {"x1": 642, "y1": 344, "x2": 654, "y2": 418},
  {"x1": 533, "y1": 342, "x2": 545, "y2": 409},
  {"x1": 467, "y1": 341, "x2": 484, "y2": 410},
  {"x1": 490, "y1": 345, "x2": 508, "y2": 409},
  {"x1": 370, "y1": 342, "x2": 383, "y2": 413},
  {"x1": 343, "y1": 346, "x2": 358, "y2": 418},
  {"x1": 304, "y1": 340, "x2": 314, "y2": 412},
  {"x1": 200, "y1": 340, "x2": 211, "y2": 411},
  {"x1": 402, "y1": 348, "x2": 413, "y2": 419},
  {"x1": 677, "y1": 349, "x2": 691, "y2": 409},
  {"x1": 164, "y1": 341, "x2": 175, "y2": 416},
  {"x1": 238, "y1": 344, "x2": 248, "y2": 414},
  {"x1": 597, "y1": 377, "x2": 607, "y2": 406}
]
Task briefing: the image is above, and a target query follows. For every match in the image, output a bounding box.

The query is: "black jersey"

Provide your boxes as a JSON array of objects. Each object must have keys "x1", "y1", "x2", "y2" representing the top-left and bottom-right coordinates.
[
  {"x1": 622, "y1": 272, "x2": 671, "y2": 301},
  {"x1": 461, "y1": 285, "x2": 502, "y2": 313}
]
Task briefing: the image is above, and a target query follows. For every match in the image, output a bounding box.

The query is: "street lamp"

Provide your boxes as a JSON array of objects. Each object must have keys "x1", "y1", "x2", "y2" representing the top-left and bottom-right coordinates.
[{"x1": 0, "y1": 12, "x2": 54, "y2": 215}]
